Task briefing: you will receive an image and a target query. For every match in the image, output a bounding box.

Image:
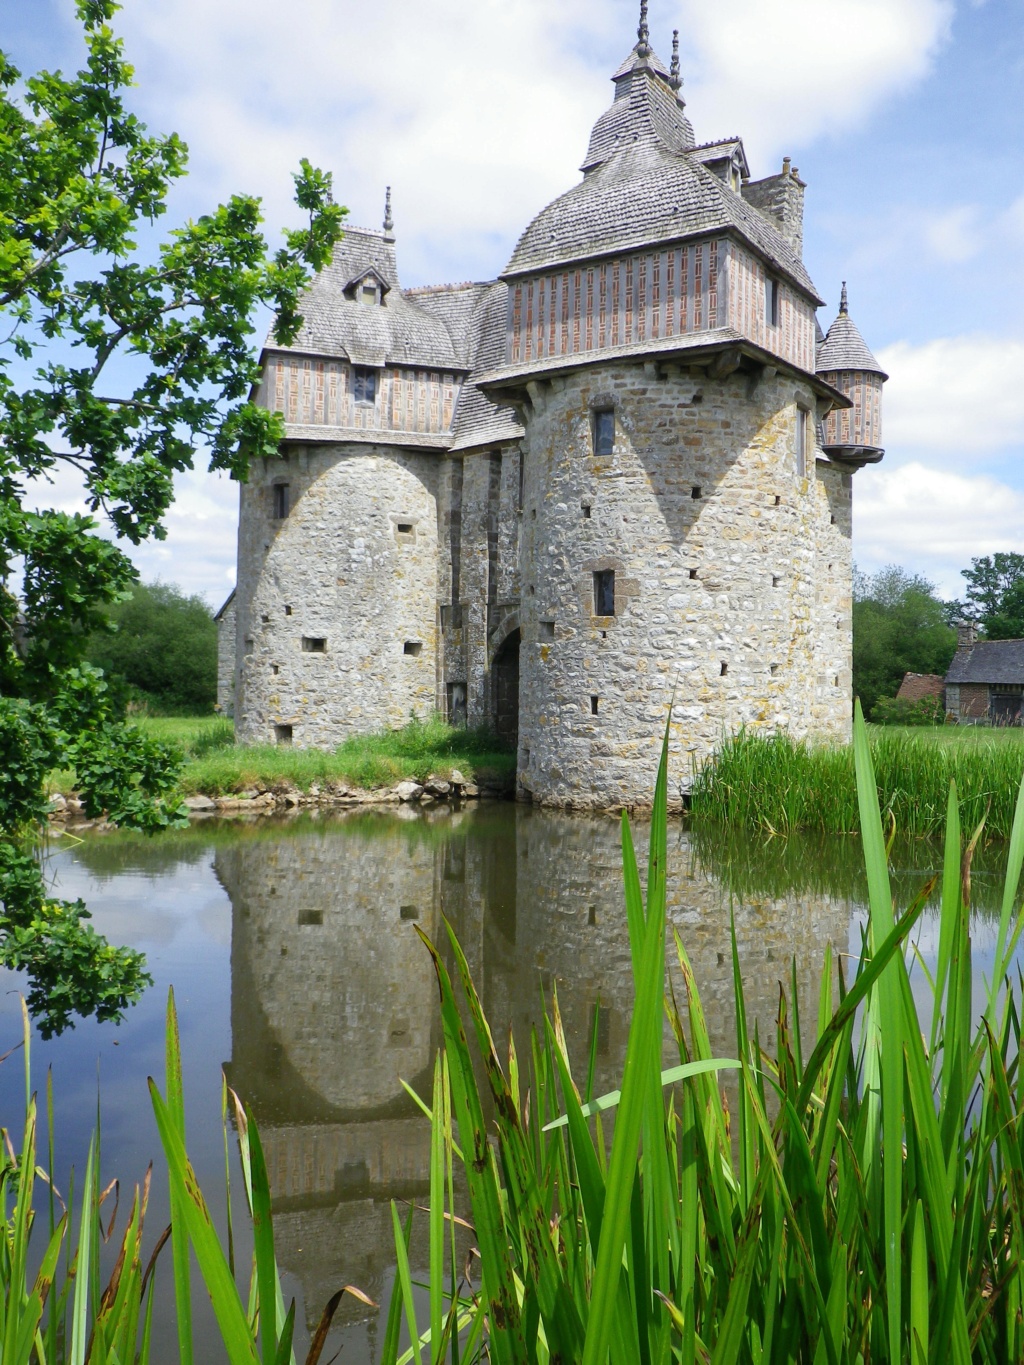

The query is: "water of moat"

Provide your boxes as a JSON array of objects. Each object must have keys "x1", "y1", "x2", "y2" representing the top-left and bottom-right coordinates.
[{"x1": 0, "y1": 802, "x2": 1016, "y2": 1362}]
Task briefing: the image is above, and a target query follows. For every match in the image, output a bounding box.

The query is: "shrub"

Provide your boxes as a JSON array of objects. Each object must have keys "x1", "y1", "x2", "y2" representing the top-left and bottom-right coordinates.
[{"x1": 871, "y1": 693, "x2": 944, "y2": 726}]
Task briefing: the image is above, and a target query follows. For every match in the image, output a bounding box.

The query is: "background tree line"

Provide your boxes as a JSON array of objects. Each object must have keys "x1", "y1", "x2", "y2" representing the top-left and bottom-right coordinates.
[{"x1": 853, "y1": 552, "x2": 1024, "y2": 717}]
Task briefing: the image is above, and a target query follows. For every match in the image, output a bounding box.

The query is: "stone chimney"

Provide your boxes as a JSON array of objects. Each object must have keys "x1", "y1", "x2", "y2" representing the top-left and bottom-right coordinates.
[
  {"x1": 741, "y1": 158, "x2": 806, "y2": 255},
  {"x1": 956, "y1": 620, "x2": 978, "y2": 650}
]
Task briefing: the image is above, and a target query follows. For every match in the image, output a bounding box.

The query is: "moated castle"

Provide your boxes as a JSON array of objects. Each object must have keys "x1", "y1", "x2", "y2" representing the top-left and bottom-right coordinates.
[{"x1": 216, "y1": 7, "x2": 886, "y2": 808}]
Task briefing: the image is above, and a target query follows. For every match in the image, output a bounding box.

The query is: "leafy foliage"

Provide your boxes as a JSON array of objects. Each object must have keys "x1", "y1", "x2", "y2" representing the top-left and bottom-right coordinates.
[
  {"x1": 0, "y1": 0, "x2": 344, "y2": 1033},
  {"x1": 852, "y1": 564, "x2": 956, "y2": 716},
  {"x1": 871, "y1": 693, "x2": 944, "y2": 726},
  {"x1": 84, "y1": 580, "x2": 218, "y2": 712},
  {"x1": 379, "y1": 707, "x2": 1024, "y2": 1363},
  {"x1": 957, "y1": 552, "x2": 1024, "y2": 640}
]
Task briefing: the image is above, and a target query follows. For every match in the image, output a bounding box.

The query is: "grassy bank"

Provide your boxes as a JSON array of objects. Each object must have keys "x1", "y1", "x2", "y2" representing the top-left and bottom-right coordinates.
[
  {"x1": 691, "y1": 723, "x2": 1024, "y2": 837},
  {"x1": 137, "y1": 714, "x2": 516, "y2": 796}
]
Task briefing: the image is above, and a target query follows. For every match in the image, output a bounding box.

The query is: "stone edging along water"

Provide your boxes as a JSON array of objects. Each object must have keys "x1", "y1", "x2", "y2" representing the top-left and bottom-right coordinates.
[{"x1": 47, "y1": 768, "x2": 516, "y2": 828}]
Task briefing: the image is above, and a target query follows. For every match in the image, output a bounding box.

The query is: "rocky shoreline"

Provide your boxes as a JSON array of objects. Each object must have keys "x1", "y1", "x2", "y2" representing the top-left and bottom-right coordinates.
[{"x1": 48, "y1": 768, "x2": 516, "y2": 829}]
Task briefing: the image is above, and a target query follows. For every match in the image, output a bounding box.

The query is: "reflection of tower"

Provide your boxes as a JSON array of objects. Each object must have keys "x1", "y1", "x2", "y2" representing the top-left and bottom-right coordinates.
[{"x1": 218, "y1": 804, "x2": 856, "y2": 1343}]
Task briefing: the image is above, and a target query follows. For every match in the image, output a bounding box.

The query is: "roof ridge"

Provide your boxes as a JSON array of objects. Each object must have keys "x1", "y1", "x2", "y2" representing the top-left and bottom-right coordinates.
[{"x1": 406, "y1": 280, "x2": 493, "y2": 295}]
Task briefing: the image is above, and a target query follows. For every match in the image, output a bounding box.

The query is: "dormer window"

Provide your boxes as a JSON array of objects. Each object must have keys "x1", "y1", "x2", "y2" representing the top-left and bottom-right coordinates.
[
  {"x1": 353, "y1": 367, "x2": 377, "y2": 404},
  {"x1": 342, "y1": 268, "x2": 390, "y2": 305},
  {"x1": 360, "y1": 281, "x2": 378, "y2": 307}
]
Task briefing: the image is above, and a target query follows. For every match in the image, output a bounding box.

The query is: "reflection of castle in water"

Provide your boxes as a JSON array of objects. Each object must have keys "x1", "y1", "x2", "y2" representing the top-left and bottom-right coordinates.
[{"x1": 217, "y1": 807, "x2": 854, "y2": 1334}]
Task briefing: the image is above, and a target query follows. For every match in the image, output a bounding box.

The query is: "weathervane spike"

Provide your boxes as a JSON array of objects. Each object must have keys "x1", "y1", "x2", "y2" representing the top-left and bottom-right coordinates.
[
  {"x1": 383, "y1": 185, "x2": 394, "y2": 237},
  {"x1": 840, "y1": 281, "x2": 848, "y2": 315},
  {"x1": 637, "y1": 0, "x2": 650, "y2": 55},
  {"x1": 670, "y1": 30, "x2": 681, "y2": 90}
]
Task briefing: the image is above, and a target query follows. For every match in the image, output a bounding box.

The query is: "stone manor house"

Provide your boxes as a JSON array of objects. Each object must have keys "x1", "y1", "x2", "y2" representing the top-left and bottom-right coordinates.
[{"x1": 217, "y1": 6, "x2": 887, "y2": 808}]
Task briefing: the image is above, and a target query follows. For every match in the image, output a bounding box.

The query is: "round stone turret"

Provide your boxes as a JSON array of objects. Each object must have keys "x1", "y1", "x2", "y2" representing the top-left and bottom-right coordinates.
[{"x1": 816, "y1": 283, "x2": 887, "y2": 468}]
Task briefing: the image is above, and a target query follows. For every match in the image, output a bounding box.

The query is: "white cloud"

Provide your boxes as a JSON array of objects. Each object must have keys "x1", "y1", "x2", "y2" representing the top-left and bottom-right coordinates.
[
  {"x1": 89, "y1": 0, "x2": 959, "y2": 285},
  {"x1": 921, "y1": 205, "x2": 983, "y2": 262},
  {"x1": 680, "y1": 0, "x2": 953, "y2": 163},
  {"x1": 24, "y1": 461, "x2": 238, "y2": 606},
  {"x1": 855, "y1": 461, "x2": 1024, "y2": 597},
  {"x1": 878, "y1": 335, "x2": 1024, "y2": 455}
]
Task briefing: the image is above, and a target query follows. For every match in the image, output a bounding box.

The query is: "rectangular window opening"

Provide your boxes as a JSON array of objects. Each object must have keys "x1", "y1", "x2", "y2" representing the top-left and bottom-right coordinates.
[
  {"x1": 539, "y1": 620, "x2": 555, "y2": 640},
  {"x1": 593, "y1": 569, "x2": 615, "y2": 617},
  {"x1": 594, "y1": 408, "x2": 615, "y2": 457},
  {"x1": 396, "y1": 521, "x2": 414, "y2": 536},
  {"x1": 400, "y1": 905, "x2": 419, "y2": 921},
  {"x1": 275, "y1": 724, "x2": 293, "y2": 745},
  {"x1": 271, "y1": 664, "x2": 279, "y2": 675},
  {"x1": 774, "y1": 494, "x2": 781, "y2": 506},
  {"x1": 796, "y1": 407, "x2": 808, "y2": 479},
  {"x1": 284, "y1": 604, "x2": 293, "y2": 616},
  {"x1": 720, "y1": 662, "x2": 728, "y2": 677},
  {"x1": 272, "y1": 483, "x2": 290, "y2": 519},
  {"x1": 587, "y1": 905, "x2": 597, "y2": 927},
  {"x1": 766, "y1": 276, "x2": 780, "y2": 327},
  {"x1": 772, "y1": 575, "x2": 780, "y2": 588},
  {"x1": 831, "y1": 514, "x2": 837, "y2": 525},
  {"x1": 582, "y1": 502, "x2": 592, "y2": 519},
  {"x1": 691, "y1": 485, "x2": 702, "y2": 500},
  {"x1": 404, "y1": 641, "x2": 423, "y2": 656},
  {"x1": 298, "y1": 908, "x2": 323, "y2": 926},
  {"x1": 689, "y1": 567, "x2": 698, "y2": 580},
  {"x1": 770, "y1": 664, "x2": 779, "y2": 677},
  {"x1": 301, "y1": 636, "x2": 327, "y2": 653},
  {"x1": 590, "y1": 695, "x2": 599, "y2": 715},
  {"x1": 353, "y1": 366, "x2": 377, "y2": 404}
]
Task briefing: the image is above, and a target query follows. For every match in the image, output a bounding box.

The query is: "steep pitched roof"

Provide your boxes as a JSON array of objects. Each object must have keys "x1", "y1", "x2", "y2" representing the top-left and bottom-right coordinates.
[
  {"x1": 413, "y1": 281, "x2": 525, "y2": 451},
  {"x1": 583, "y1": 55, "x2": 694, "y2": 171},
  {"x1": 505, "y1": 139, "x2": 820, "y2": 300},
  {"x1": 271, "y1": 227, "x2": 464, "y2": 371},
  {"x1": 896, "y1": 672, "x2": 945, "y2": 703},
  {"x1": 946, "y1": 640, "x2": 1024, "y2": 685},
  {"x1": 816, "y1": 285, "x2": 887, "y2": 376}
]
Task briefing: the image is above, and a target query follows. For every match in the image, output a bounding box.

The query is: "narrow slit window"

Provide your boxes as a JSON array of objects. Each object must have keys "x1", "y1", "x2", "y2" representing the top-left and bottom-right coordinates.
[
  {"x1": 581, "y1": 502, "x2": 592, "y2": 519},
  {"x1": 301, "y1": 636, "x2": 327, "y2": 653},
  {"x1": 404, "y1": 641, "x2": 423, "y2": 656},
  {"x1": 594, "y1": 408, "x2": 615, "y2": 457},
  {"x1": 272, "y1": 483, "x2": 290, "y2": 519},
  {"x1": 720, "y1": 662, "x2": 728, "y2": 677},
  {"x1": 593, "y1": 569, "x2": 615, "y2": 616},
  {"x1": 772, "y1": 575, "x2": 780, "y2": 587},
  {"x1": 766, "y1": 276, "x2": 780, "y2": 327},
  {"x1": 284, "y1": 604, "x2": 293, "y2": 616},
  {"x1": 353, "y1": 366, "x2": 377, "y2": 404},
  {"x1": 590, "y1": 695, "x2": 599, "y2": 715},
  {"x1": 796, "y1": 407, "x2": 808, "y2": 478}
]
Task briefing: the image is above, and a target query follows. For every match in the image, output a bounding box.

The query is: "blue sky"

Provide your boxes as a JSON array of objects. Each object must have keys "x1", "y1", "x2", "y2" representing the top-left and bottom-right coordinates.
[{"x1": 3, "y1": 0, "x2": 1023, "y2": 604}]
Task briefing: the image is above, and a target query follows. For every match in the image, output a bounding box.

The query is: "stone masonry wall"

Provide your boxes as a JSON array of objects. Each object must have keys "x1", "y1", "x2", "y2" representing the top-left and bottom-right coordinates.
[
  {"x1": 216, "y1": 594, "x2": 237, "y2": 718},
  {"x1": 234, "y1": 443, "x2": 441, "y2": 746},
  {"x1": 516, "y1": 359, "x2": 852, "y2": 808}
]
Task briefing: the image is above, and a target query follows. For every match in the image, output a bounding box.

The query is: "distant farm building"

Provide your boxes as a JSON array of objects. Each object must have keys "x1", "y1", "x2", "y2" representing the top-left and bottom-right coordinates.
[{"x1": 945, "y1": 623, "x2": 1024, "y2": 725}]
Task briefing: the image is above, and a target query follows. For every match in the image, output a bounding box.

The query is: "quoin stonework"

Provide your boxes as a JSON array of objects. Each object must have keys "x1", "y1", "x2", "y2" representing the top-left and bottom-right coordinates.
[{"x1": 219, "y1": 6, "x2": 887, "y2": 808}]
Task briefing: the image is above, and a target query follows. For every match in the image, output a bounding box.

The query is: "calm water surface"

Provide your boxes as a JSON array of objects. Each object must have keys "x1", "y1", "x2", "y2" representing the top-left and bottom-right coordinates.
[{"x1": 0, "y1": 803, "x2": 1012, "y2": 1362}]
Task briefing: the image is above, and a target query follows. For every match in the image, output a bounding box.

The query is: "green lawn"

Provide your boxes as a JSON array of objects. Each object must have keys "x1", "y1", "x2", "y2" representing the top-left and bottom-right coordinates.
[
  {"x1": 866, "y1": 723, "x2": 1024, "y2": 746},
  {"x1": 126, "y1": 713, "x2": 516, "y2": 796}
]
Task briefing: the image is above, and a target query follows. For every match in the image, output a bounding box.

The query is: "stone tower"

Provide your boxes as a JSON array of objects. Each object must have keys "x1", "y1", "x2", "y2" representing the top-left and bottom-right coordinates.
[{"x1": 221, "y1": 8, "x2": 885, "y2": 807}]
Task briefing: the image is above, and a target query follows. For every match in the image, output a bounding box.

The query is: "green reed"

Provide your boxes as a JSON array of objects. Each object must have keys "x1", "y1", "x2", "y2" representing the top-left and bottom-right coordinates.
[
  {"x1": 0, "y1": 988, "x2": 368, "y2": 1364},
  {"x1": 689, "y1": 725, "x2": 1024, "y2": 838},
  {"x1": 380, "y1": 705, "x2": 1024, "y2": 1363}
]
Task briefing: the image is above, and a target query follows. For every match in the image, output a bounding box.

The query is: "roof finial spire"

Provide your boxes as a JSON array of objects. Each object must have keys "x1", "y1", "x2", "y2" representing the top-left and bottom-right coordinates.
[
  {"x1": 840, "y1": 281, "x2": 848, "y2": 315},
  {"x1": 383, "y1": 185, "x2": 394, "y2": 238},
  {"x1": 637, "y1": 0, "x2": 650, "y2": 56},
  {"x1": 670, "y1": 30, "x2": 681, "y2": 90}
]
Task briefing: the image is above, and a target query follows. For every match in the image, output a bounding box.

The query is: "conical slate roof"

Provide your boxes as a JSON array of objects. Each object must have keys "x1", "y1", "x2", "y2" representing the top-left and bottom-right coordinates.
[{"x1": 816, "y1": 285, "x2": 887, "y2": 377}]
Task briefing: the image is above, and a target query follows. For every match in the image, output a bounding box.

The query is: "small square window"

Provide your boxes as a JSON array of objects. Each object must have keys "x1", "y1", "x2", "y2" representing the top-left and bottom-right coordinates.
[
  {"x1": 272, "y1": 483, "x2": 289, "y2": 519},
  {"x1": 404, "y1": 641, "x2": 423, "y2": 656},
  {"x1": 593, "y1": 569, "x2": 615, "y2": 617},
  {"x1": 275, "y1": 724, "x2": 293, "y2": 745},
  {"x1": 594, "y1": 408, "x2": 615, "y2": 457},
  {"x1": 298, "y1": 909, "x2": 323, "y2": 926},
  {"x1": 691, "y1": 485, "x2": 702, "y2": 500},
  {"x1": 396, "y1": 522, "x2": 413, "y2": 535},
  {"x1": 301, "y1": 636, "x2": 327, "y2": 653},
  {"x1": 400, "y1": 905, "x2": 419, "y2": 921},
  {"x1": 353, "y1": 367, "x2": 377, "y2": 404},
  {"x1": 689, "y1": 568, "x2": 698, "y2": 580},
  {"x1": 539, "y1": 620, "x2": 555, "y2": 640}
]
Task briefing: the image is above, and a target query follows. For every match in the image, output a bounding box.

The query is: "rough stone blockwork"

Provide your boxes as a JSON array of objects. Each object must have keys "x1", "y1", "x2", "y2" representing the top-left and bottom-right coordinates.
[{"x1": 222, "y1": 9, "x2": 884, "y2": 805}]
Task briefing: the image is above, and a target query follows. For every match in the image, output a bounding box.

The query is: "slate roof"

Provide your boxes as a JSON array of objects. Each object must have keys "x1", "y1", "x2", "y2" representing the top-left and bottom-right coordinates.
[
  {"x1": 409, "y1": 281, "x2": 524, "y2": 452},
  {"x1": 816, "y1": 306, "x2": 886, "y2": 377},
  {"x1": 506, "y1": 137, "x2": 820, "y2": 299},
  {"x1": 271, "y1": 227, "x2": 464, "y2": 371},
  {"x1": 690, "y1": 138, "x2": 750, "y2": 179},
  {"x1": 946, "y1": 640, "x2": 1024, "y2": 685}
]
